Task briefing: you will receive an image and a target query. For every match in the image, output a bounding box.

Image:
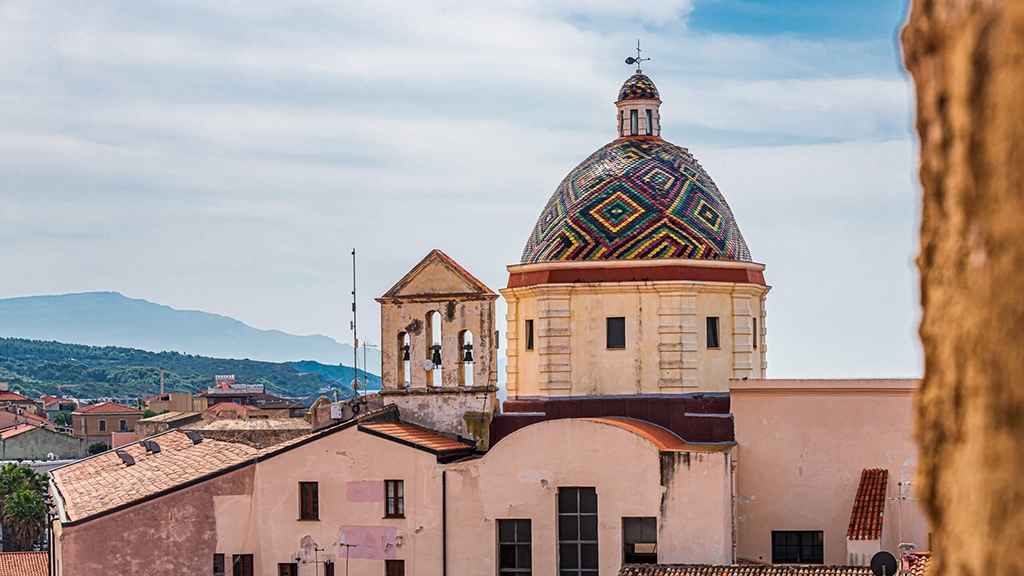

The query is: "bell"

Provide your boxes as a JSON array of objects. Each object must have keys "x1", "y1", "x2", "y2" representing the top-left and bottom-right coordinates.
[
  {"x1": 462, "y1": 344, "x2": 473, "y2": 363},
  {"x1": 402, "y1": 345, "x2": 410, "y2": 361},
  {"x1": 431, "y1": 346, "x2": 442, "y2": 365}
]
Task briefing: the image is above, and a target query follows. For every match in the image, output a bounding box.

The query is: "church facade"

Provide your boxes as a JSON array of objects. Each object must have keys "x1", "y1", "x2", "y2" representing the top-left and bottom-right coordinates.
[{"x1": 49, "y1": 70, "x2": 928, "y2": 576}]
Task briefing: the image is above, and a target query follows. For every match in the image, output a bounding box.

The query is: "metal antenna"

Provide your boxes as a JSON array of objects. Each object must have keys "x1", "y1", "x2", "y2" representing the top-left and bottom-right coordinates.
[
  {"x1": 351, "y1": 248, "x2": 359, "y2": 396},
  {"x1": 624, "y1": 39, "x2": 650, "y2": 73}
]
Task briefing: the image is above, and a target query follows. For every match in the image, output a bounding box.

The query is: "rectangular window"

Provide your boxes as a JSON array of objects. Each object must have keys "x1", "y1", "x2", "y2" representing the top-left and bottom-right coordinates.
[
  {"x1": 706, "y1": 317, "x2": 720, "y2": 349},
  {"x1": 232, "y1": 555, "x2": 254, "y2": 576},
  {"x1": 645, "y1": 109, "x2": 653, "y2": 135},
  {"x1": 385, "y1": 559, "x2": 405, "y2": 576},
  {"x1": 771, "y1": 531, "x2": 823, "y2": 564},
  {"x1": 630, "y1": 109, "x2": 639, "y2": 135},
  {"x1": 558, "y1": 487, "x2": 598, "y2": 576},
  {"x1": 524, "y1": 320, "x2": 534, "y2": 351},
  {"x1": 214, "y1": 554, "x2": 225, "y2": 576},
  {"x1": 98, "y1": 419, "x2": 106, "y2": 432},
  {"x1": 607, "y1": 317, "x2": 626, "y2": 349},
  {"x1": 753, "y1": 317, "x2": 758, "y2": 349},
  {"x1": 622, "y1": 517, "x2": 657, "y2": 564},
  {"x1": 119, "y1": 419, "x2": 128, "y2": 432},
  {"x1": 385, "y1": 480, "x2": 404, "y2": 518},
  {"x1": 325, "y1": 562, "x2": 335, "y2": 576},
  {"x1": 618, "y1": 111, "x2": 624, "y2": 137},
  {"x1": 498, "y1": 519, "x2": 532, "y2": 575},
  {"x1": 278, "y1": 564, "x2": 298, "y2": 576},
  {"x1": 300, "y1": 482, "x2": 319, "y2": 520}
]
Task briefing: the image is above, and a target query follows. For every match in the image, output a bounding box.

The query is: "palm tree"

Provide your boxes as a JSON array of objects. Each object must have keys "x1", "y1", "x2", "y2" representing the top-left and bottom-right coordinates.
[
  {"x1": 2, "y1": 487, "x2": 45, "y2": 551},
  {"x1": 53, "y1": 412, "x2": 72, "y2": 426},
  {"x1": 0, "y1": 464, "x2": 46, "y2": 551}
]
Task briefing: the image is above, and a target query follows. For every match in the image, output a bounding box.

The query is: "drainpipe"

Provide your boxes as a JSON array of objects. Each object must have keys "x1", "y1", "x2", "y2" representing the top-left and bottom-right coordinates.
[
  {"x1": 730, "y1": 456, "x2": 738, "y2": 563},
  {"x1": 442, "y1": 470, "x2": 447, "y2": 576}
]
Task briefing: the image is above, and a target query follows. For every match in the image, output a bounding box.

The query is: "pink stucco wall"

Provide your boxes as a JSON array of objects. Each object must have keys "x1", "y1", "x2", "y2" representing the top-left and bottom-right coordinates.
[
  {"x1": 730, "y1": 379, "x2": 929, "y2": 565},
  {"x1": 445, "y1": 418, "x2": 734, "y2": 576}
]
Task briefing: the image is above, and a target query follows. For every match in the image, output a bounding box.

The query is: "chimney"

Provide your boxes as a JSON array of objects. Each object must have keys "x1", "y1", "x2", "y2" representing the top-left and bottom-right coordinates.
[{"x1": 0, "y1": 382, "x2": 9, "y2": 392}]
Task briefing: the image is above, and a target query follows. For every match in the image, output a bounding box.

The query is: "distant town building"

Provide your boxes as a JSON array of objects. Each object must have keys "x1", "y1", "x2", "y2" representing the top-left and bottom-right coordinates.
[{"x1": 70, "y1": 402, "x2": 142, "y2": 447}]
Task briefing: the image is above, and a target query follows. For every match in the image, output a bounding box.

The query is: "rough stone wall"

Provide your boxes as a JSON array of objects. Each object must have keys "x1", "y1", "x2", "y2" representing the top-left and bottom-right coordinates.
[
  {"x1": 1, "y1": 428, "x2": 83, "y2": 460},
  {"x1": 902, "y1": 2, "x2": 1024, "y2": 574}
]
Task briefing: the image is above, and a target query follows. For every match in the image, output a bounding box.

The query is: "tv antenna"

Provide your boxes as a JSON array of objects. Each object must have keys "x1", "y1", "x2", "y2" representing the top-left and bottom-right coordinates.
[
  {"x1": 624, "y1": 39, "x2": 650, "y2": 73},
  {"x1": 350, "y1": 248, "x2": 359, "y2": 395}
]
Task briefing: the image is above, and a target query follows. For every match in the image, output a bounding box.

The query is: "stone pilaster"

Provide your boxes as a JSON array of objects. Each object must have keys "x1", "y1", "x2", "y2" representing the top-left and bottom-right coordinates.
[{"x1": 537, "y1": 288, "x2": 572, "y2": 394}]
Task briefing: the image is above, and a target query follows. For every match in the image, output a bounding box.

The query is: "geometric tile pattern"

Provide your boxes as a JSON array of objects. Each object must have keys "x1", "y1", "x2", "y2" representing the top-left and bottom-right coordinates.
[
  {"x1": 521, "y1": 137, "x2": 752, "y2": 263},
  {"x1": 618, "y1": 73, "x2": 660, "y2": 100}
]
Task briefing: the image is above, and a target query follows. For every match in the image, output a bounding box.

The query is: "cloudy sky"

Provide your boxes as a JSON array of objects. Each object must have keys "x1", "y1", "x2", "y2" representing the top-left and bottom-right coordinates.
[{"x1": 0, "y1": 0, "x2": 921, "y2": 378}]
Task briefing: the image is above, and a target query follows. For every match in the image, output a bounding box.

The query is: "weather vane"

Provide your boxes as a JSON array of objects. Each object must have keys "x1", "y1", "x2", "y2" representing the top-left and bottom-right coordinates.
[{"x1": 624, "y1": 39, "x2": 650, "y2": 73}]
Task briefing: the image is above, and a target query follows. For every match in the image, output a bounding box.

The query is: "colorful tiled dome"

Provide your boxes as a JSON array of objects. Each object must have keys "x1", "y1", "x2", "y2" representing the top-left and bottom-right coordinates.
[
  {"x1": 618, "y1": 74, "x2": 660, "y2": 101},
  {"x1": 521, "y1": 137, "x2": 752, "y2": 263}
]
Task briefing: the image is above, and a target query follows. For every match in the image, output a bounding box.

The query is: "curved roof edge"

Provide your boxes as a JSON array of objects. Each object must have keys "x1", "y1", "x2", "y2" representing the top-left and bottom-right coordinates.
[{"x1": 583, "y1": 417, "x2": 734, "y2": 452}]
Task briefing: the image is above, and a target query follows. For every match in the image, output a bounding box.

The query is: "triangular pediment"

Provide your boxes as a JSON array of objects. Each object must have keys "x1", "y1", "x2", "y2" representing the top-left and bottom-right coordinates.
[{"x1": 381, "y1": 249, "x2": 496, "y2": 299}]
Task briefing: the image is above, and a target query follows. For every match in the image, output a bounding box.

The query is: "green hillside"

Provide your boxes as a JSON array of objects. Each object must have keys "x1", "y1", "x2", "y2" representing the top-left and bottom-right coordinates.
[{"x1": 0, "y1": 338, "x2": 377, "y2": 401}]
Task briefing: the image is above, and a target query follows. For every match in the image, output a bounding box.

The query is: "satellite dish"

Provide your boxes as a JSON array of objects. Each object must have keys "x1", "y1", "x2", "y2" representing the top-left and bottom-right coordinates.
[
  {"x1": 871, "y1": 551, "x2": 898, "y2": 576},
  {"x1": 422, "y1": 359, "x2": 435, "y2": 371}
]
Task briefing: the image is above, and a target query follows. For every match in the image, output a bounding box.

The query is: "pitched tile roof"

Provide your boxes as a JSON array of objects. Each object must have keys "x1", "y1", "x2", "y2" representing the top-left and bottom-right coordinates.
[
  {"x1": 0, "y1": 551, "x2": 48, "y2": 576},
  {"x1": 618, "y1": 566, "x2": 873, "y2": 576},
  {"x1": 0, "y1": 390, "x2": 32, "y2": 402},
  {"x1": 203, "y1": 402, "x2": 261, "y2": 414},
  {"x1": 52, "y1": 405, "x2": 401, "y2": 525},
  {"x1": 359, "y1": 422, "x2": 476, "y2": 456},
  {"x1": 0, "y1": 423, "x2": 37, "y2": 439},
  {"x1": 72, "y1": 401, "x2": 141, "y2": 415},
  {"x1": 848, "y1": 468, "x2": 888, "y2": 540},
  {"x1": 51, "y1": 431, "x2": 262, "y2": 523},
  {"x1": 906, "y1": 552, "x2": 931, "y2": 576}
]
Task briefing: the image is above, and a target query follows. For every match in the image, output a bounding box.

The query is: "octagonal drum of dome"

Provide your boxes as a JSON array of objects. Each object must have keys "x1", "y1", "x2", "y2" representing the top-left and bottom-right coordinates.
[{"x1": 521, "y1": 137, "x2": 752, "y2": 264}]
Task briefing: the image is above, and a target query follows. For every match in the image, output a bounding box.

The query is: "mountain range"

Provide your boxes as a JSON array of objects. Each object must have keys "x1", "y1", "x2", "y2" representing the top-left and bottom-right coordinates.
[{"x1": 0, "y1": 292, "x2": 381, "y2": 373}]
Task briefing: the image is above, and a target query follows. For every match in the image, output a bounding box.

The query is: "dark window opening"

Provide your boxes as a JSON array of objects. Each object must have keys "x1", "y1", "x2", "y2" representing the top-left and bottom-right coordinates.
[
  {"x1": 623, "y1": 517, "x2": 657, "y2": 564},
  {"x1": 772, "y1": 531, "x2": 823, "y2": 564},
  {"x1": 232, "y1": 554, "x2": 254, "y2": 576},
  {"x1": 618, "y1": 110, "x2": 624, "y2": 137},
  {"x1": 98, "y1": 420, "x2": 106, "y2": 432},
  {"x1": 214, "y1": 554, "x2": 225, "y2": 576},
  {"x1": 385, "y1": 479, "x2": 405, "y2": 518},
  {"x1": 300, "y1": 481, "x2": 319, "y2": 520},
  {"x1": 278, "y1": 563, "x2": 298, "y2": 576},
  {"x1": 630, "y1": 110, "x2": 639, "y2": 135},
  {"x1": 558, "y1": 487, "x2": 598, "y2": 575},
  {"x1": 385, "y1": 559, "x2": 405, "y2": 576},
  {"x1": 499, "y1": 519, "x2": 532, "y2": 575},
  {"x1": 706, "y1": 317, "x2": 720, "y2": 349},
  {"x1": 119, "y1": 419, "x2": 128, "y2": 432},
  {"x1": 324, "y1": 562, "x2": 335, "y2": 576},
  {"x1": 525, "y1": 320, "x2": 534, "y2": 351},
  {"x1": 607, "y1": 317, "x2": 626, "y2": 349},
  {"x1": 753, "y1": 317, "x2": 758, "y2": 349},
  {"x1": 645, "y1": 109, "x2": 653, "y2": 135}
]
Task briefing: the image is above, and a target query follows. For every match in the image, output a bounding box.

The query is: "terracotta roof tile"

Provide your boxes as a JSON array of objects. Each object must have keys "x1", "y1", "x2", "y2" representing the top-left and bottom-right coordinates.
[
  {"x1": 0, "y1": 391, "x2": 32, "y2": 402},
  {"x1": 0, "y1": 423, "x2": 37, "y2": 439},
  {"x1": 905, "y1": 552, "x2": 931, "y2": 576},
  {"x1": 51, "y1": 431, "x2": 262, "y2": 523},
  {"x1": 584, "y1": 417, "x2": 733, "y2": 452},
  {"x1": 72, "y1": 401, "x2": 141, "y2": 415},
  {"x1": 847, "y1": 468, "x2": 888, "y2": 540},
  {"x1": 203, "y1": 402, "x2": 261, "y2": 414},
  {"x1": 0, "y1": 552, "x2": 47, "y2": 576},
  {"x1": 359, "y1": 422, "x2": 475, "y2": 454},
  {"x1": 618, "y1": 565, "x2": 873, "y2": 576}
]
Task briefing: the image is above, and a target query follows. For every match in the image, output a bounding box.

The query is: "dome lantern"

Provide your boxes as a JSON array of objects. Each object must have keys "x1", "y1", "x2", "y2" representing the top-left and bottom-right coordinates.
[{"x1": 616, "y1": 42, "x2": 661, "y2": 137}]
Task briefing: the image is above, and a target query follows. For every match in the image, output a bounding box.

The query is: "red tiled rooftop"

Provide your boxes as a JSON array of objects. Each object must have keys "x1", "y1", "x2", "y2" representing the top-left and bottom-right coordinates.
[
  {"x1": 585, "y1": 417, "x2": 734, "y2": 452},
  {"x1": 848, "y1": 468, "x2": 888, "y2": 540},
  {"x1": 906, "y1": 552, "x2": 931, "y2": 576},
  {"x1": 0, "y1": 423, "x2": 37, "y2": 439},
  {"x1": 51, "y1": 430, "x2": 262, "y2": 523},
  {"x1": 618, "y1": 565, "x2": 873, "y2": 576},
  {"x1": 73, "y1": 401, "x2": 141, "y2": 415},
  {"x1": 0, "y1": 551, "x2": 47, "y2": 576},
  {"x1": 360, "y1": 422, "x2": 475, "y2": 455},
  {"x1": 204, "y1": 402, "x2": 261, "y2": 414},
  {"x1": 0, "y1": 390, "x2": 32, "y2": 402}
]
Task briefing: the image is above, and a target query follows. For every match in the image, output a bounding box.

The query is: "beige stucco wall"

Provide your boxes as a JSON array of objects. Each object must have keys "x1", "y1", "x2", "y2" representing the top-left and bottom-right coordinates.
[
  {"x1": 503, "y1": 271, "x2": 767, "y2": 398},
  {"x1": 730, "y1": 379, "x2": 928, "y2": 565},
  {"x1": 239, "y1": 426, "x2": 445, "y2": 576},
  {"x1": 1, "y1": 427, "x2": 83, "y2": 460},
  {"x1": 445, "y1": 418, "x2": 734, "y2": 575}
]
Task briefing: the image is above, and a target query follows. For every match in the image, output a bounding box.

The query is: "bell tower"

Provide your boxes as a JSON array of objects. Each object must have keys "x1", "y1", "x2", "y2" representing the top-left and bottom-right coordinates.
[{"x1": 375, "y1": 249, "x2": 499, "y2": 449}]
